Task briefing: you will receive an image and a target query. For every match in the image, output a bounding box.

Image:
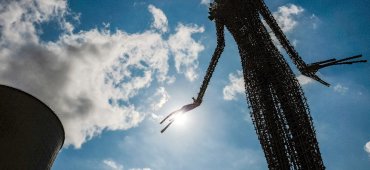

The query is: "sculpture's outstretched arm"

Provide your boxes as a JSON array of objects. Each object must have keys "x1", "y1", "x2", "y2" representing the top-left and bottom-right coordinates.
[
  {"x1": 194, "y1": 20, "x2": 225, "y2": 104},
  {"x1": 304, "y1": 54, "x2": 367, "y2": 75},
  {"x1": 255, "y1": 0, "x2": 366, "y2": 86},
  {"x1": 160, "y1": 20, "x2": 225, "y2": 133},
  {"x1": 254, "y1": 0, "x2": 330, "y2": 86},
  {"x1": 254, "y1": 0, "x2": 307, "y2": 71}
]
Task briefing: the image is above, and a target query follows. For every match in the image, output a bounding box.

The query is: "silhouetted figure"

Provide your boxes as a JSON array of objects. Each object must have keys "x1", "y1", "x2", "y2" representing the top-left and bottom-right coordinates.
[{"x1": 161, "y1": 0, "x2": 366, "y2": 169}]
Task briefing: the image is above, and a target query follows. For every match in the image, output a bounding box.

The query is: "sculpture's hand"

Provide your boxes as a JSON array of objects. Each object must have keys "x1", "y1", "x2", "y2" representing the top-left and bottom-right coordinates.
[
  {"x1": 301, "y1": 69, "x2": 330, "y2": 87},
  {"x1": 160, "y1": 99, "x2": 201, "y2": 133},
  {"x1": 300, "y1": 54, "x2": 366, "y2": 87},
  {"x1": 180, "y1": 100, "x2": 201, "y2": 112}
]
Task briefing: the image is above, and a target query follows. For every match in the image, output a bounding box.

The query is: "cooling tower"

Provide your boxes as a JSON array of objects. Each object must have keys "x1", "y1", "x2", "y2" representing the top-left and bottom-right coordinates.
[{"x1": 0, "y1": 85, "x2": 64, "y2": 170}]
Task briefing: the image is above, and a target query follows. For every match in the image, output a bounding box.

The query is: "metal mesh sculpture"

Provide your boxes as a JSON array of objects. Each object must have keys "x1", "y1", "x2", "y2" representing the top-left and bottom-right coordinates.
[{"x1": 160, "y1": 0, "x2": 366, "y2": 169}]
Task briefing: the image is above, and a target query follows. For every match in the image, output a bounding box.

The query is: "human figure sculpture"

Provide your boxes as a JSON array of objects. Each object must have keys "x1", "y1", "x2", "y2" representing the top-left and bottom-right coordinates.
[{"x1": 161, "y1": 0, "x2": 366, "y2": 169}]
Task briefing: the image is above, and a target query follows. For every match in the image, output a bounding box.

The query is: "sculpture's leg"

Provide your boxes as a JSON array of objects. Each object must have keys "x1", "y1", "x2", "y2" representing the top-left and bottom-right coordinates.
[
  {"x1": 269, "y1": 58, "x2": 325, "y2": 170},
  {"x1": 241, "y1": 56, "x2": 291, "y2": 169}
]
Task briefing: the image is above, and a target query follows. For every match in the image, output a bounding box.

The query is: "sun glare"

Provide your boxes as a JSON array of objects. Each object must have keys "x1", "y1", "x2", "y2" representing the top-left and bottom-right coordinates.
[{"x1": 173, "y1": 113, "x2": 188, "y2": 127}]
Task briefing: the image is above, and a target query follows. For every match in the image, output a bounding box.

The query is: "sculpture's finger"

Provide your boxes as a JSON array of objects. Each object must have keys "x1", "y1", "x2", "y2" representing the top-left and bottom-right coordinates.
[
  {"x1": 160, "y1": 110, "x2": 180, "y2": 124},
  {"x1": 160, "y1": 121, "x2": 174, "y2": 133}
]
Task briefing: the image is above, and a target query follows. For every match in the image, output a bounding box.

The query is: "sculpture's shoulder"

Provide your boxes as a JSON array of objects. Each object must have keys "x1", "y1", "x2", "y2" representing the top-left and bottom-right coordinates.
[{"x1": 208, "y1": 0, "x2": 257, "y2": 21}]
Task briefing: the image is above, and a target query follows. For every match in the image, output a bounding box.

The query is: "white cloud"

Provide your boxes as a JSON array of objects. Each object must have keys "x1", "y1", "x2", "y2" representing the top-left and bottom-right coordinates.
[
  {"x1": 103, "y1": 159, "x2": 124, "y2": 170},
  {"x1": 103, "y1": 159, "x2": 151, "y2": 170},
  {"x1": 223, "y1": 71, "x2": 244, "y2": 100},
  {"x1": 200, "y1": 0, "x2": 211, "y2": 5},
  {"x1": 365, "y1": 141, "x2": 370, "y2": 154},
  {"x1": 0, "y1": 0, "x2": 70, "y2": 44},
  {"x1": 273, "y1": 4, "x2": 304, "y2": 33},
  {"x1": 148, "y1": 5, "x2": 168, "y2": 33},
  {"x1": 0, "y1": 1, "x2": 204, "y2": 148},
  {"x1": 260, "y1": 4, "x2": 304, "y2": 51},
  {"x1": 149, "y1": 87, "x2": 170, "y2": 111},
  {"x1": 310, "y1": 14, "x2": 320, "y2": 30},
  {"x1": 296, "y1": 75, "x2": 314, "y2": 86},
  {"x1": 333, "y1": 84, "x2": 349, "y2": 95},
  {"x1": 168, "y1": 24, "x2": 205, "y2": 81}
]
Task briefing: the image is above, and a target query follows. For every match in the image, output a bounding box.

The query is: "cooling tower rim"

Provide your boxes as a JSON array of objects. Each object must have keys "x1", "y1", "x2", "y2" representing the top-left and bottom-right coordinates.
[{"x1": 0, "y1": 84, "x2": 65, "y2": 150}]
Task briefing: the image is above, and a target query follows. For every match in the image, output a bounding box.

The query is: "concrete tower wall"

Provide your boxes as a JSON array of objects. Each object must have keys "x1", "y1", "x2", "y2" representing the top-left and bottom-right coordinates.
[{"x1": 0, "y1": 85, "x2": 64, "y2": 170}]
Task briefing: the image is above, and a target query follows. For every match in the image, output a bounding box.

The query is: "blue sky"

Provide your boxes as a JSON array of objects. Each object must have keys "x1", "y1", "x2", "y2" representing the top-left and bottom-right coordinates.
[{"x1": 0, "y1": 0, "x2": 369, "y2": 169}]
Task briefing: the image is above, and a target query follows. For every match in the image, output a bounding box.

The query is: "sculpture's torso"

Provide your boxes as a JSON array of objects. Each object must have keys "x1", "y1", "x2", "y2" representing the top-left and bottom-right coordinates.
[
  {"x1": 214, "y1": 0, "x2": 282, "y2": 75},
  {"x1": 210, "y1": 0, "x2": 326, "y2": 169}
]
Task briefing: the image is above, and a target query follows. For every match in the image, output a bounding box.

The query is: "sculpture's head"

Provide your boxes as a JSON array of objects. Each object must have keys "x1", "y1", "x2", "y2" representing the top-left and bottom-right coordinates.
[
  {"x1": 208, "y1": 0, "x2": 247, "y2": 21},
  {"x1": 207, "y1": 2, "x2": 218, "y2": 21}
]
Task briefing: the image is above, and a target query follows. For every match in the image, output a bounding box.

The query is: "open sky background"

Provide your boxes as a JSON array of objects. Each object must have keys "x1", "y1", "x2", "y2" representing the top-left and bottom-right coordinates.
[{"x1": 0, "y1": 0, "x2": 369, "y2": 169}]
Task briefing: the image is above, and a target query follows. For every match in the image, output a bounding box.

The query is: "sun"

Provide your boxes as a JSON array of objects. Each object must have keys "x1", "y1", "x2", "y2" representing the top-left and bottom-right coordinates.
[{"x1": 173, "y1": 113, "x2": 188, "y2": 127}]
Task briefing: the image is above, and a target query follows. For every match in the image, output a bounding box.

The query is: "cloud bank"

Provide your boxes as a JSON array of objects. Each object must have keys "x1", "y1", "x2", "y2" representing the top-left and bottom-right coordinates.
[{"x1": 0, "y1": 0, "x2": 204, "y2": 148}]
